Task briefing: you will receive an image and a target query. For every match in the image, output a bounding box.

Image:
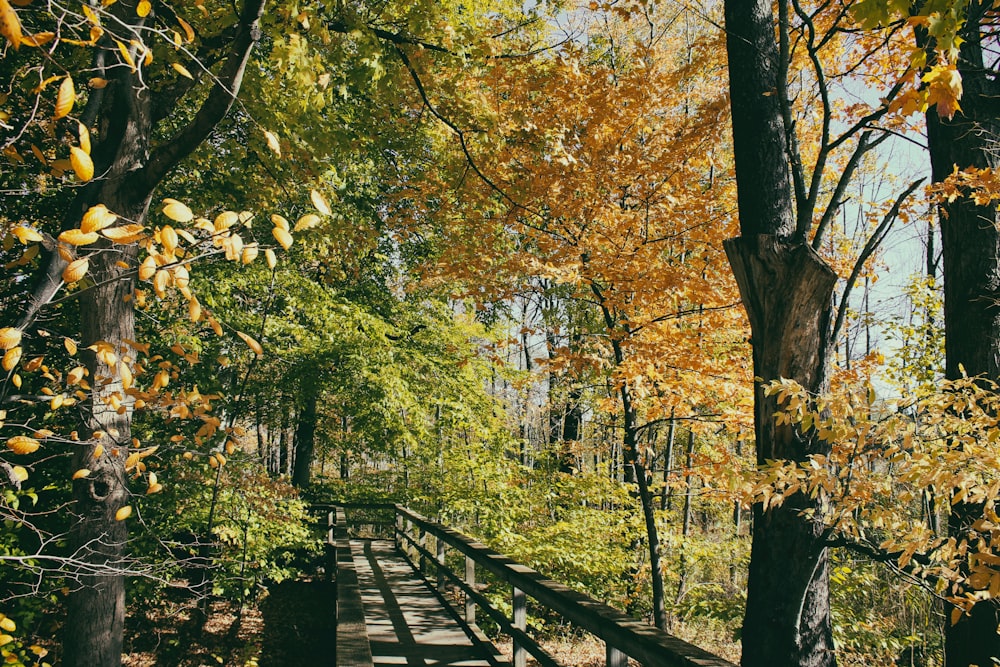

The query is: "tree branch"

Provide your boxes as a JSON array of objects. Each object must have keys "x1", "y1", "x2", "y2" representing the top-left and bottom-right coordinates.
[{"x1": 138, "y1": 0, "x2": 267, "y2": 196}]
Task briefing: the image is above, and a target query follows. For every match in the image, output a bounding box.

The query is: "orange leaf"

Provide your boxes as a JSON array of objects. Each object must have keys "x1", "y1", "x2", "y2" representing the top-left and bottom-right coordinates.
[
  {"x1": 236, "y1": 331, "x2": 263, "y2": 356},
  {"x1": 0, "y1": 0, "x2": 23, "y2": 50},
  {"x1": 62, "y1": 257, "x2": 89, "y2": 283}
]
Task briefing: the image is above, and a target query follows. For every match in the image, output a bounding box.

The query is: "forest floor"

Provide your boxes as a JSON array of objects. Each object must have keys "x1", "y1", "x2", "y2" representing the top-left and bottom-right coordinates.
[{"x1": 122, "y1": 576, "x2": 337, "y2": 667}]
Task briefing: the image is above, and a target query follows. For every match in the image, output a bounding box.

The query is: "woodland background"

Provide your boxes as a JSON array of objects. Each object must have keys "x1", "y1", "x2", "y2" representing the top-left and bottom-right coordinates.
[{"x1": 0, "y1": 0, "x2": 998, "y2": 665}]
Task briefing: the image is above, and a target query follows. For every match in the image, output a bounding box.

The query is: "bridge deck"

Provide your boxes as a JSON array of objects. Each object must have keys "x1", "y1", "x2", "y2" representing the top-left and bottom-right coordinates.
[{"x1": 349, "y1": 539, "x2": 502, "y2": 667}]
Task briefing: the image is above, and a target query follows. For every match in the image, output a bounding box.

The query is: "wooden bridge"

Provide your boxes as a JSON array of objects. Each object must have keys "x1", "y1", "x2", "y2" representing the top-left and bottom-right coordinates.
[{"x1": 325, "y1": 503, "x2": 736, "y2": 667}]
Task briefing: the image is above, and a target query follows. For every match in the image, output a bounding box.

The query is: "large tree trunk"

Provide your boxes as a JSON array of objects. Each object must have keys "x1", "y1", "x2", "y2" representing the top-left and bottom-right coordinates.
[
  {"x1": 723, "y1": 1, "x2": 838, "y2": 664},
  {"x1": 292, "y1": 391, "x2": 318, "y2": 487},
  {"x1": 54, "y1": 0, "x2": 267, "y2": 661},
  {"x1": 65, "y1": 244, "x2": 141, "y2": 667},
  {"x1": 926, "y1": 6, "x2": 1000, "y2": 663}
]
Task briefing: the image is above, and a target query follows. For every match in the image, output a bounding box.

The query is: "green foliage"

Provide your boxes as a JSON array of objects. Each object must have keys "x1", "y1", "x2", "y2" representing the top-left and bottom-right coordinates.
[{"x1": 130, "y1": 456, "x2": 319, "y2": 602}]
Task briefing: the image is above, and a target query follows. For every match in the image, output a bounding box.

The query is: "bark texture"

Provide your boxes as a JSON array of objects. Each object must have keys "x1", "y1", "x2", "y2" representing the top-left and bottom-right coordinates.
[
  {"x1": 292, "y1": 391, "x2": 318, "y2": 487},
  {"x1": 723, "y1": 1, "x2": 839, "y2": 664},
  {"x1": 725, "y1": 238, "x2": 838, "y2": 667},
  {"x1": 926, "y1": 5, "x2": 1000, "y2": 663},
  {"x1": 55, "y1": 0, "x2": 268, "y2": 662}
]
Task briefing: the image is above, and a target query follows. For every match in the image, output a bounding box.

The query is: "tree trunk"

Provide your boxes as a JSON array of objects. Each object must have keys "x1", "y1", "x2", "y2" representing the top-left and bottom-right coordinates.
[
  {"x1": 676, "y1": 430, "x2": 696, "y2": 605},
  {"x1": 926, "y1": 7, "x2": 1000, "y2": 663},
  {"x1": 65, "y1": 240, "x2": 141, "y2": 667},
  {"x1": 292, "y1": 390, "x2": 317, "y2": 487},
  {"x1": 723, "y1": 3, "x2": 838, "y2": 664},
  {"x1": 662, "y1": 415, "x2": 676, "y2": 512}
]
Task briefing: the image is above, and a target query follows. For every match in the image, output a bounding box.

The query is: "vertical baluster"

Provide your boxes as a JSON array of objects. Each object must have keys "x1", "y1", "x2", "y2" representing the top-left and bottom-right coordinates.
[
  {"x1": 465, "y1": 556, "x2": 476, "y2": 625},
  {"x1": 606, "y1": 644, "x2": 627, "y2": 667},
  {"x1": 436, "y1": 537, "x2": 446, "y2": 590},
  {"x1": 512, "y1": 586, "x2": 526, "y2": 667},
  {"x1": 395, "y1": 512, "x2": 403, "y2": 552},
  {"x1": 419, "y1": 526, "x2": 427, "y2": 574}
]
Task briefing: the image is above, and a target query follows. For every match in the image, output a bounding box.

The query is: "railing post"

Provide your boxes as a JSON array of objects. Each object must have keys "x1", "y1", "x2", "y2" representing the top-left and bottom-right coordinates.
[
  {"x1": 418, "y1": 526, "x2": 427, "y2": 574},
  {"x1": 465, "y1": 555, "x2": 476, "y2": 625},
  {"x1": 405, "y1": 519, "x2": 414, "y2": 561},
  {"x1": 395, "y1": 511, "x2": 403, "y2": 551},
  {"x1": 606, "y1": 644, "x2": 627, "y2": 667},
  {"x1": 326, "y1": 510, "x2": 335, "y2": 583},
  {"x1": 512, "y1": 586, "x2": 526, "y2": 667},
  {"x1": 436, "y1": 537, "x2": 446, "y2": 590}
]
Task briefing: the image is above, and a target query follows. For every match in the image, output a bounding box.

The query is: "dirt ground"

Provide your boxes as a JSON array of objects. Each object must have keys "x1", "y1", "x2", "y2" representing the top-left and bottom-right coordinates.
[{"x1": 123, "y1": 577, "x2": 336, "y2": 667}]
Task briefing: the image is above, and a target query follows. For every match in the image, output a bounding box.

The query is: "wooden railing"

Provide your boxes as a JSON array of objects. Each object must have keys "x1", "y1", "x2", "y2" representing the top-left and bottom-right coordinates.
[{"x1": 329, "y1": 502, "x2": 736, "y2": 667}]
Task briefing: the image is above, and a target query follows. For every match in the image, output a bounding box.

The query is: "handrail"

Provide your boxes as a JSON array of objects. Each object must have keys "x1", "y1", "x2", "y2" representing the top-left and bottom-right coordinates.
[
  {"x1": 334, "y1": 502, "x2": 736, "y2": 667},
  {"x1": 329, "y1": 507, "x2": 373, "y2": 666}
]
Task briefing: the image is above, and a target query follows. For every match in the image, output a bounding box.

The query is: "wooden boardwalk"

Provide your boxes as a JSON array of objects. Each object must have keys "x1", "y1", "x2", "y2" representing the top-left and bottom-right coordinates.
[
  {"x1": 330, "y1": 503, "x2": 736, "y2": 667},
  {"x1": 343, "y1": 538, "x2": 502, "y2": 666}
]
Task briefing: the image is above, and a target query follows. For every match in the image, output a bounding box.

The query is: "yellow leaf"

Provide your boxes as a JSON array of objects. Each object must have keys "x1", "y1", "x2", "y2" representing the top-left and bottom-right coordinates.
[
  {"x1": 82, "y1": 3, "x2": 99, "y2": 24},
  {"x1": 50, "y1": 393, "x2": 64, "y2": 410},
  {"x1": 138, "y1": 255, "x2": 156, "y2": 280},
  {"x1": 2, "y1": 346, "x2": 21, "y2": 371},
  {"x1": 101, "y1": 224, "x2": 146, "y2": 243},
  {"x1": 0, "y1": 0, "x2": 23, "y2": 50},
  {"x1": 72, "y1": 468, "x2": 91, "y2": 479},
  {"x1": 54, "y1": 76, "x2": 75, "y2": 119},
  {"x1": 119, "y1": 360, "x2": 132, "y2": 390},
  {"x1": 160, "y1": 224, "x2": 178, "y2": 253},
  {"x1": 236, "y1": 331, "x2": 263, "y2": 356},
  {"x1": 6, "y1": 435, "x2": 40, "y2": 455},
  {"x1": 136, "y1": 0, "x2": 149, "y2": 16},
  {"x1": 311, "y1": 189, "x2": 332, "y2": 215},
  {"x1": 270, "y1": 214, "x2": 289, "y2": 231},
  {"x1": 171, "y1": 62, "x2": 193, "y2": 79},
  {"x1": 89, "y1": 77, "x2": 109, "y2": 89},
  {"x1": 62, "y1": 257, "x2": 89, "y2": 283},
  {"x1": 214, "y1": 211, "x2": 239, "y2": 231},
  {"x1": 264, "y1": 129, "x2": 281, "y2": 157},
  {"x1": 176, "y1": 15, "x2": 194, "y2": 42},
  {"x1": 115, "y1": 505, "x2": 132, "y2": 521},
  {"x1": 241, "y1": 243, "x2": 258, "y2": 264},
  {"x1": 147, "y1": 482, "x2": 163, "y2": 494},
  {"x1": 0, "y1": 327, "x2": 22, "y2": 350},
  {"x1": 12, "y1": 226, "x2": 42, "y2": 244},
  {"x1": 65, "y1": 337, "x2": 77, "y2": 355},
  {"x1": 59, "y1": 228, "x2": 100, "y2": 246},
  {"x1": 162, "y1": 199, "x2": 193, "y2": 223},
  {"x1": 0, "y1": 618, "x2": 14, "y2": 632},
  {"x1": 272, "y1": 226, "x2": 293, "y2": 250},
  {"x1": 21, "y1": 31, "x2": 54, "y2": 47},
  {"x1": 188, "y1": 297, "x2": 201, "y2": 322},
  {"x1": 153, "y1": 269, "x2": 169, "y2": 297},
  {"x1": 265, "y1": 248, "x2": 277, "y2": 269},
  {"x1": 93, "y1": 444, "x2": 104, "y2": 458},
  {"x1": 208, "y1": 314, "x2": 223, "y2": 336},
  {"x1": 11, "y1": 466, "x2": 26, "y2": 482},
  {"x1": 67, "y1": 365, "x2": 86, "y2": 384},
  {"x1": 294, "y1": 213, "x2": 320, "y2": 231},
  {"x1": 78, "y1": 122, "x2": 91, "y2": 154},
  {"x1": 115, "y1": 39, "x2": 135, "y2": 71},
  {"x1": 70, "y1": 146, "x2": 94, "y2": 181},
  {"x1": 81, "y1": 204, "x2": 117, "y2": 233}
]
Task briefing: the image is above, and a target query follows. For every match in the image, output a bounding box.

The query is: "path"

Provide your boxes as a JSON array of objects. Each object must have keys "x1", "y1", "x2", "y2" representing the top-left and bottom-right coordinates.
[{"x1": 350, "y1": 539, "x2": 500, "y2": 667}]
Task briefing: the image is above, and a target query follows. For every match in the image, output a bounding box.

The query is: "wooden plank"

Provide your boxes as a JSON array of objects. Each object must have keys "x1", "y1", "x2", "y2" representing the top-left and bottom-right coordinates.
[
  {"x1": 353, "y1": 539, "x2": 500, "y2": 667},
  {"x1": 334, "y1": 508, "x2": 374, "y2": 666}
]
